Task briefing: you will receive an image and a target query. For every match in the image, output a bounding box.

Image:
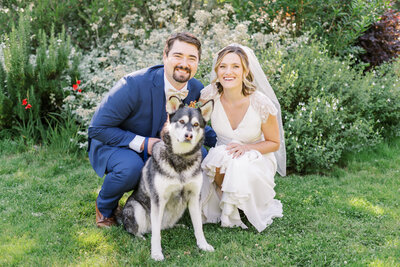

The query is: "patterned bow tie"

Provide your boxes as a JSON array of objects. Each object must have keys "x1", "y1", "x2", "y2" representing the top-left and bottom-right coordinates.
[{"x1": 166, "y1": 87, "x2": 189, "y2": 100}]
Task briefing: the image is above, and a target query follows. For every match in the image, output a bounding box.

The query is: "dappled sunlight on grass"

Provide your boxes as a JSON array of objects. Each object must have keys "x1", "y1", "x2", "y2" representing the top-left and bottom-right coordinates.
[
  {"x1": 75, "y1": 255, "x2": 115, "y2": 266},
  {"x1": 349, "y1": 241, "x2": 367, "y2": 254},
  {"x1": 302, "y1": 190, "x2": 324, "y2": 206},
  {"x1": 368, "y1": 258, "x2": 399, "y2": 266},
  {"x1": 94, "y1": 187, "x2": 101, "y2": 195},
  {"x1": 1, "y1": 137, "x2": 399, "y2": 265},
  {"x1": 0, "y1": 234, "x2": 36, "y2": 265},
  {"x1": 75, "y1": 228, "x2": 116, "y2": 252},
  {"x1": 348, "y1": 197, "x2": 385, "y2": 217},
  {"x1": 14, "y1": 169, "x2": 30, "y2": 181},
  {"x1": 72, "y1": 226, "x2": 150, "y2": 265},
  {"x1": 383, "y1": 237, "x2": 399, "y2": 249},
  {"x1": 119, "y1": 191, "x2": 132, "y2": 206}
]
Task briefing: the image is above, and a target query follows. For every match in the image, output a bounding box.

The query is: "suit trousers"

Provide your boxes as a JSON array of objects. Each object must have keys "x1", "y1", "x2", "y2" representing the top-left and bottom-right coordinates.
[
  {"x1": 96, "y1": 146, "x2": 209, "y2": 218},
  {"x1": 97, "y1": 148, "x2": 144, "y2": 217}
]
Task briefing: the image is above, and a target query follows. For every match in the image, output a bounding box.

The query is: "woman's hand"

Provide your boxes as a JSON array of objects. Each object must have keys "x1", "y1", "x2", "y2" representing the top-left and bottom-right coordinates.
[{"x1": 226, "y1": 143, "x2": 249, "y2": 158}]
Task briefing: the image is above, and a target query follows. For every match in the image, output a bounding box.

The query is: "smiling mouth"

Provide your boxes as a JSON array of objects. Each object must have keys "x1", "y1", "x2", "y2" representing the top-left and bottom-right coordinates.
[
  {"x1": 173, "y1": 66, "x2": 192, "y2": 83},
  {"x1": 223, "y1": 77, "x2": 235, "y2": 81},
  {"x1": 175, "y1": 66, "x2": 190, "y2": 75}
]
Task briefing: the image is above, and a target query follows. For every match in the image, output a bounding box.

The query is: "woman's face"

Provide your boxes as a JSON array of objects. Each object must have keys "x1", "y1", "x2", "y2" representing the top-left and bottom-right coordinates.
[{"x1": 217, "y1": 52, "x2": 244, "y2": 92}]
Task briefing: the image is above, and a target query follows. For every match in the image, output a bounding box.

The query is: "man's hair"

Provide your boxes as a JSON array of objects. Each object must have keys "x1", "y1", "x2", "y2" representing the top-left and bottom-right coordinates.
[
  {"x1": 164, "y1": 32, "x2": 202, "y2": 61},
  {"x1": 212, "y1": 45, "x2": 256, "y2": 96}
]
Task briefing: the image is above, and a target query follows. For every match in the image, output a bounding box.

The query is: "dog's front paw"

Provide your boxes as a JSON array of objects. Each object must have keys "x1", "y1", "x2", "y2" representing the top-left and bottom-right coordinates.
[
  {"x1": 151, "y1": 252, "x2": 165, "y2": 261},
  {"x1": 198, "y1": 242, "x2": 214, "y2": 252}
]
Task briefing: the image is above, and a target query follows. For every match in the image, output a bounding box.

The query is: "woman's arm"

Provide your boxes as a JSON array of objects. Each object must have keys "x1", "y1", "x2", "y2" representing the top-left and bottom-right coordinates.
[{"x1": 226, "y1": 114, "x2": 280, "y2": 158}]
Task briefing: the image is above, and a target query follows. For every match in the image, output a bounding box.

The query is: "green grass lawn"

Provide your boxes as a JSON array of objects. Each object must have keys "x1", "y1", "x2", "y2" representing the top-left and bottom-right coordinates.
[{"x1": 0, "y1": 138, "x2": 399, "y2": 266}]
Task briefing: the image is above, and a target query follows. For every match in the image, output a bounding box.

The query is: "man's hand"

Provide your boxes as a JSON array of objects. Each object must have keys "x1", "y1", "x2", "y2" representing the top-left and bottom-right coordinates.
[{"x1": 141, "y1": 138, "x2": 161, "y2": 155}]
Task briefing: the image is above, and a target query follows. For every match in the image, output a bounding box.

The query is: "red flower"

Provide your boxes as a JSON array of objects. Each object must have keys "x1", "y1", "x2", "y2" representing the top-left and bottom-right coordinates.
[
  {"x1": 72, "y1": 84, "x2": 78, "y2": 90},
  {"x1": 76, "y1": 80, "x2": 81, "y2": 85},
  {"x1": 22, "y1": 99, "x2": 28, "y2": 106},
  {"x1": 25, "y1": 104, "x2": 32, "y2": 110},
  {"x1": 78, "y1": 89, "x2": 82, "y2": 93}
]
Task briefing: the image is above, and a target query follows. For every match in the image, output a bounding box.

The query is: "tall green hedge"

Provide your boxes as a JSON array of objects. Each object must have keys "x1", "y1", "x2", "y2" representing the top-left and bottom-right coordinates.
[{"x1": 0, "y1": 13, "x2": 79, "y2": 140}]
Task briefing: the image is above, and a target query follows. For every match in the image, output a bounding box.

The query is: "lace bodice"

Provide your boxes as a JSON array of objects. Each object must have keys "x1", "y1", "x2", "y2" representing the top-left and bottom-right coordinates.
[
  {"x1": 201, "y1": 84, "x2": 278, "y2": 146},
  {"x1": 200, "y1": 84, "x2": 220, "y2": 102},
  {"x1": 200, "y1": 84, "x2": 278, "y2": 123}
]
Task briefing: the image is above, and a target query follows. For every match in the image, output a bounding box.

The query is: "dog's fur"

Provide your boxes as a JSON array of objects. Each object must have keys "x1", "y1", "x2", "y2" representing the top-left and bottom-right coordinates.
[{"x1": 117, "y1": 96, "x2": 214, "y2": 261}]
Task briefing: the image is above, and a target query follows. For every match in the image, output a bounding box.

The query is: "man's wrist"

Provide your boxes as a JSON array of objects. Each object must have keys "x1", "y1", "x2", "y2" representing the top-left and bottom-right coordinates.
[{"x1": 129, "y1": 135, "x2": 146, "y2": 153}]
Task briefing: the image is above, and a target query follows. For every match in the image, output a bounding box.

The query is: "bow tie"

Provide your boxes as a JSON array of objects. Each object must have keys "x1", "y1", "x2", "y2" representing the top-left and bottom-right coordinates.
[{"x1": 166, "y1": 87, "x2": 189, "y2": 100}]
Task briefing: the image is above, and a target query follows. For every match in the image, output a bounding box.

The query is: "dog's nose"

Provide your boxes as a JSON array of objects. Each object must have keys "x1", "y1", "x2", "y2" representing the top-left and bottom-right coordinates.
[{"x1": 185, "y1": 133, "x2": 193, "y2": 140}]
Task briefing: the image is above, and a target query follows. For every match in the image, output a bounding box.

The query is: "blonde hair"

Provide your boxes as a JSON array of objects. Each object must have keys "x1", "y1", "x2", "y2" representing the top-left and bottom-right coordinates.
[{"x1": 212, "y1": 46, "x2": 256, "y2": 96}]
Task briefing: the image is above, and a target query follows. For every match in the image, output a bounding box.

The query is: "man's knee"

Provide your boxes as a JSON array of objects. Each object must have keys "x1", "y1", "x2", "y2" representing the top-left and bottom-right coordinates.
[
  {"x1": 117, "y1": 157, "x2": 144, "y2": 189},
  {"x1": 106, "y1": 149, "x2": 145, "y2": 191},
  {"x1": 118, "y1": 164, "x2": 142, "y2": 189}
]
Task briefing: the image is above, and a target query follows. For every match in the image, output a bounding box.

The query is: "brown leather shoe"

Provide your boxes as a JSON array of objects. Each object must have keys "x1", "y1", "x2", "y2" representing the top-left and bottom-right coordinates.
[{"x1": 96, "y1": 200, "x2": 117, "y2": 228}]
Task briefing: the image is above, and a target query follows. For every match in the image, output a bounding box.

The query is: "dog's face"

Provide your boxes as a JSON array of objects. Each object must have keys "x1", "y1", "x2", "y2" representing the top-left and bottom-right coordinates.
[{"x1": 166, "y1": 96, "x2": 213, "y2": 154}]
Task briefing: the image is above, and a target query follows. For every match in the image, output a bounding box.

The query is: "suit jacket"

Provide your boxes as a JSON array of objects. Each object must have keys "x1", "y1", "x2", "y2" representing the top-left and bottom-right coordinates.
[{"x1": 88, "y1": 65, "x2": 215, "y2": 177}]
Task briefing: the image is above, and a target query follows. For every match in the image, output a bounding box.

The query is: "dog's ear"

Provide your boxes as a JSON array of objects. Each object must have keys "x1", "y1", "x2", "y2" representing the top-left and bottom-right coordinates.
[
  {"x1": 166, "y1": 96, "x2": 183, "y2": 114},
  {"x1": 199, "y1": 99, "x2": 214, "y2": 122}
]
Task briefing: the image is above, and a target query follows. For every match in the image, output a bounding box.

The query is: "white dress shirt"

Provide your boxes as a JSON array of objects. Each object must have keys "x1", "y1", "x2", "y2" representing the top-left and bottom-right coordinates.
[{"x1": 128, "y1": 74, "x2": 188, "y2": 152}]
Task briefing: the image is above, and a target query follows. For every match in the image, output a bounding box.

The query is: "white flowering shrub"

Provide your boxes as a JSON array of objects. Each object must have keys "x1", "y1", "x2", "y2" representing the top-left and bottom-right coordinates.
[
  {"x1": 60, "y1": 1, "x2": 399, "y2": 173},
  {"x1": 285, "y1": 96, "x2": 349, "y2": 172},
  {"x1": 364, "y1": 59, "x2": 400, "y2": 138},
  {"x1": 65, "y1": 3, "x2": 302, "y2": 138}
]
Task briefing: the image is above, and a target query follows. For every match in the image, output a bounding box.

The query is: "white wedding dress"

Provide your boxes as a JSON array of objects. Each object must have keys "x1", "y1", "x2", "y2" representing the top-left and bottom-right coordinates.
[{"x1": 200, "y1": 84, "x2": 283, "y2": 232}]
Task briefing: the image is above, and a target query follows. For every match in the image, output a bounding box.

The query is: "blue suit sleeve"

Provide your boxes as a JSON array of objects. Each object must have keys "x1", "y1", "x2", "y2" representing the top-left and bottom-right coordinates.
[
  {"x1": 204, "y1": 125, "x2": 217, "y2": 147},
  {"x1": 88, "y1": 78, "x2": 137, "y2": 147}
]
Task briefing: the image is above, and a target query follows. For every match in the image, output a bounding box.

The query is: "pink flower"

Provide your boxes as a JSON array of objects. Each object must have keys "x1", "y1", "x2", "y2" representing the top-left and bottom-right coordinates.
[
  {"x1": 25, "y1": 104, "x2": 32, "y2": 110},
  {"x1": 73, "y1": 84, "x2": 78, "y2": 90},
  {"x1": 22, "y1": 99, "x2": 28, "y2": 106}
]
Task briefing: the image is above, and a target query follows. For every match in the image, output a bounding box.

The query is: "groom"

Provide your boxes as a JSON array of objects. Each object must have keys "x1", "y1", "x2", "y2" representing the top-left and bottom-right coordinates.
[{"x1": 88, "y1": 32, "x2": 216, "y2": 228}]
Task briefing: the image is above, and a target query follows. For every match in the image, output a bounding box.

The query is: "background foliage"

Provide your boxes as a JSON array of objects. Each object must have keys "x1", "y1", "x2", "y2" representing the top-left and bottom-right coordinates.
[
  {"x1": 0, "y1": 0, "x2": 133, "y2": 50},
  {"x1": 358, "y1": 9, "x2": 400, "y2": 69},
  {"x1": 1, "y1": 2, "x2": 399, "y2": 265},
  {"x1": 227, "y1": 0, "x2": 392, "y2": 56},
  {"x1": 0, "y1": 13, "x2": 79, "y2": 143},
  {"x1": 0, "y1": 0, "x2": 399, "y2": 173}
]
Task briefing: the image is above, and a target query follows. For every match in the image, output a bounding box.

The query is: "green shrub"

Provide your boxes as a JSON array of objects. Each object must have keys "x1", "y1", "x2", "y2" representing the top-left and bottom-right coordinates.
[
  {"x1": 0, "y1": 62, "x2": 13, "y2": 129},
  {"x1": 0, "y1": 1, "x2": 140, "y2": 50},
  {"x1": 1, "y1": 13, "x2": 80, "y2": 141},
  {"x1": 228, "y1": 0, "x2": 390, "y2": 56},
  {"x1": 366, "y1": 60, "x2": 400, "y2": 138},
  {"x1": 285, "y1": 96, "x2": 344, "y2": 172},
  {"x1": 267, "y1": 42, "x2": 399, "y2": 173},
  {"x1": 43, "y1": 111, "x2": 83, "y2": 155}
]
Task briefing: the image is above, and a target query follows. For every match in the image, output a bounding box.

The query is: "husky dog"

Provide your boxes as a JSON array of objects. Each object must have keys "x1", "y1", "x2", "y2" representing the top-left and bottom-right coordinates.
[{"x1": 117, "y1": 96, "x2": 214, "y2": 261}]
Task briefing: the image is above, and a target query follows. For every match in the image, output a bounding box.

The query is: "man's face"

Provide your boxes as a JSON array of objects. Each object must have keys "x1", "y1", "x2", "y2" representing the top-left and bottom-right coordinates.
[{"x1": 163, "y1": 40, "x2": 199, "y2": 87}]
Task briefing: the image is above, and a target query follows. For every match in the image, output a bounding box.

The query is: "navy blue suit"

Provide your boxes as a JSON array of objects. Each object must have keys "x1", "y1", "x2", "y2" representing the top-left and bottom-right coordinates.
[{"x1": 88, "y1": 65, "x2": 216, "y2": 217}]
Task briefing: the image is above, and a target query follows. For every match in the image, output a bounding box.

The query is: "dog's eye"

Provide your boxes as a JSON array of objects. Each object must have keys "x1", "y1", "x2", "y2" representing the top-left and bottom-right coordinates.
[
  {"x1": 179, "y1": 120, "x2": 185, "y2": 124},
  {"x1": 193, "y1": 122, "x2": 199, "y2": 127}
]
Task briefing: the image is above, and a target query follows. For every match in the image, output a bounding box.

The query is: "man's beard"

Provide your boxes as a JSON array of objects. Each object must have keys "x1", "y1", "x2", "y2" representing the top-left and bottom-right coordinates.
[{"x1": 172, "y1": 66, "x2": 191, "y2": 83}]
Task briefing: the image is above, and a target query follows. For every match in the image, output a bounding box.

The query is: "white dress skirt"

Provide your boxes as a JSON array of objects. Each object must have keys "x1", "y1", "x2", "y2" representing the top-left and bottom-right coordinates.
[{"x1": 200, "y1": 84, "x2": 283, "y2": 232}]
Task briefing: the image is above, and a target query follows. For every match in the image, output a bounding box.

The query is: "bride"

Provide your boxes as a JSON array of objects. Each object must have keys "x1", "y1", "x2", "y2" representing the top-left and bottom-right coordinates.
[{"x1": 200, "y1": 44, "x2": 286, "y2": 232}]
